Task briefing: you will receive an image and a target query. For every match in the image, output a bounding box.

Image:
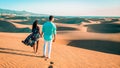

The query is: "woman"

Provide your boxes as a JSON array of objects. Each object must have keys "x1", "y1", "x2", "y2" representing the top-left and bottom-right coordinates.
[{"x1": 22, "y1": 20, "x2": 40, "y2": 54}]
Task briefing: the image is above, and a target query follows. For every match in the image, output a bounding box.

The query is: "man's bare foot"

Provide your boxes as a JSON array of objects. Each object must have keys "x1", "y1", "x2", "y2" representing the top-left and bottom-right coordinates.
[{"x1": 45, "y1": 57, "x2": 49, "y2": 61}]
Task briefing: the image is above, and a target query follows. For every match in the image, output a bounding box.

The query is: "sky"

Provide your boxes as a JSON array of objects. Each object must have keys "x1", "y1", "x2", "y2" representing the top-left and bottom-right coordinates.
[{"x1": 0, "y1": 0, "x2": 120, "y2": 16}]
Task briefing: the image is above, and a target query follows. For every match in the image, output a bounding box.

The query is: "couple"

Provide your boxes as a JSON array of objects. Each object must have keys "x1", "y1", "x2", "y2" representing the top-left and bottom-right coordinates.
[{"x1": 22, "y1": 15, "x2": 56, "y2": 59}]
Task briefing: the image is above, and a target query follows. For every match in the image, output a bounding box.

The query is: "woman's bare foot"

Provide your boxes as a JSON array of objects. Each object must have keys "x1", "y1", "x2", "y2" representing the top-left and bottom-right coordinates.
[{"x1": 35, "y1": 52, "x2": 40, "y2": 56}]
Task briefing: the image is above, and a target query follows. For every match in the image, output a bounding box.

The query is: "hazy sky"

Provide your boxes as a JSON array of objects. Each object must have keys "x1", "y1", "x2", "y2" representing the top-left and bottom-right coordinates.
[{"x1": 0, "y1": 0, "x2": 120, "y2": 16}]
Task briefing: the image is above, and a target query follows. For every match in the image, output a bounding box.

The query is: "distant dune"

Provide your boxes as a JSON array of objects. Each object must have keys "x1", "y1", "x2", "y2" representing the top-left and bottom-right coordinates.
[
  {"x1": 0, "y1": 20, "x2": 31, "y2": 33},
  {"x1": 86, "y1": 23, "x2": 120, "y2": 33}
]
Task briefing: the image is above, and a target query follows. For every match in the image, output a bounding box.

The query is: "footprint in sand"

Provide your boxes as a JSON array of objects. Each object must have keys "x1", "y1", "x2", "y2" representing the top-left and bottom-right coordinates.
[
  {"x1": 48, "y1": 65, "x2": 53, "y2": 68},
  {"x1": 48, "y1": 61, "x2": 54, "y2": 68}
]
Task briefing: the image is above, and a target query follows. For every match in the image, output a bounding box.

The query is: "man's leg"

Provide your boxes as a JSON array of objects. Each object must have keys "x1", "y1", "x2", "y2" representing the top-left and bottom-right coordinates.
[
  {"x1": 43, "y1": 40, "x2": 47, "y2": 57},
  {"x1": 48, "y1": 40, "x2": 52, "y2": 58}
]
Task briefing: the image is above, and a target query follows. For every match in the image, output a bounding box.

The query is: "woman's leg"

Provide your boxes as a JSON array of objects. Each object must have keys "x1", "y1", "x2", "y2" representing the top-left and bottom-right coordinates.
[
  {"x1": 43, "y1": 40, "x2": 47, "y2": 57},
  {"x1": 33, "y1": 44, "x2": 36, "y2": 53},
  {"x1": 36, "y1": 40, "x2": 39, "y2": 53},
  {"x1": 48, "y1": 40, "x2": 52, "y2": 58}
]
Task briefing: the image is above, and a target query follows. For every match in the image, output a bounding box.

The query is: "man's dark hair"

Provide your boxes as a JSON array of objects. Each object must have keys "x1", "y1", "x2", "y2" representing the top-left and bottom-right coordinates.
[{"x1": 49, "y1": 15, "x2": 54, "y2": 21}]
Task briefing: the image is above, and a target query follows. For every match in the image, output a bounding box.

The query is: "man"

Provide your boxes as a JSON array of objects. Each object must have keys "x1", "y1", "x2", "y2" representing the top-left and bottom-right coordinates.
[{"x1": 41, "y1": 15, "x2": 56, "y2": 59}]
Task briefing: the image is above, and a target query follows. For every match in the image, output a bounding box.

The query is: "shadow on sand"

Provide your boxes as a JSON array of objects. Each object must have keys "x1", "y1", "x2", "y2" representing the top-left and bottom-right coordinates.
[
  {"x1": 68, "y1": 40, "x2": 120, "y2": 55},
  {"x1": 0, "y1": 47, "x2": 43, "y2": 58},
  {"x1": 0, "y1": 47, "x2": 33, "y2": 53},
  {"x1": 85, "y1": 23, "x2": 120, "y2": 33},
  {"x1": 57, "y1": 26, "x2": 78, "y2": 31}
]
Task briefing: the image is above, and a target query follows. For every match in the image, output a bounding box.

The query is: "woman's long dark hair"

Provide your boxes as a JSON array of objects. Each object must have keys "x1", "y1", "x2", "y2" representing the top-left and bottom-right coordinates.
[{"x1": 32, "y1": 20, "x2": 38, "y2": 31}]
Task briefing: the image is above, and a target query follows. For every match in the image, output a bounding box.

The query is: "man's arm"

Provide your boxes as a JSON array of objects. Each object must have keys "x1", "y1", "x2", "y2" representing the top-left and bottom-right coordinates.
[
  {"x1": 53, "y1": 34, "x2": 56, "y2": 42},
  {"x1": 53, "y1": 25, "x2": 57, "y2": 42}
]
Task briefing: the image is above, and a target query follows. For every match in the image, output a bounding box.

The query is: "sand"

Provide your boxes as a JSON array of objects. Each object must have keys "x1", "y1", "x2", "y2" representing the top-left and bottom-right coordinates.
[{"x1": 0, "y1": 19, "x2": 120, "y2": 68}]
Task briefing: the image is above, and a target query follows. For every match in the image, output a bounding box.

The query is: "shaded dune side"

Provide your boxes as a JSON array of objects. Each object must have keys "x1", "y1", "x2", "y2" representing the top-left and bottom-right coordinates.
[
  {"x1": 68, "y1": 40, "x2": 120, "y2": 55},
  {"x1": 0, "y1": 20, "x2": 31, "y2": 33},
  {"x1": 85, "y1": 23, "x2": 120, "y2": 33},
  {"x1": 57, "y1": 26, "x2": 78, "y2": 31}
]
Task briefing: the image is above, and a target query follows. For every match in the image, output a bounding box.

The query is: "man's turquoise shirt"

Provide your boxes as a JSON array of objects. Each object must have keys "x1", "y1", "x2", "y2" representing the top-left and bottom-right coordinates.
[{"x1": 42, "y1": 21, "x2": 56, "y2": 41}]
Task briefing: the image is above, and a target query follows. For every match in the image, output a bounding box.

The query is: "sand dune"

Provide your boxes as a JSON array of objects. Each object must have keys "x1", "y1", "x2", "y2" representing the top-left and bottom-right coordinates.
[
  {"x1": 0, "y1": 20, "x2": 31, "y2": 33},
  {"x1": 7, "y1": 20, "x2": 32, "y2": 29},
  {"x1": 0, "y1": 19, "x2": 120, "y2": 68},
  {"x1": 86, "y1": 23, "x2": 120, "y2": 33}
]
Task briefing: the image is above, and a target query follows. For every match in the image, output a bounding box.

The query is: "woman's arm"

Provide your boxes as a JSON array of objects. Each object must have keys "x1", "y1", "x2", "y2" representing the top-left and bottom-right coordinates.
[{"x1": 40, "y1": 32, "x2": 43, "y2": 38}]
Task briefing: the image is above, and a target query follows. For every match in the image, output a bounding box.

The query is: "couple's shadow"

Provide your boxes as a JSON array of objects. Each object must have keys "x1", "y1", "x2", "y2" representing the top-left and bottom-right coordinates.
[{"x1": 0, "y1": 47, "x2": 43, "y2": 58}]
